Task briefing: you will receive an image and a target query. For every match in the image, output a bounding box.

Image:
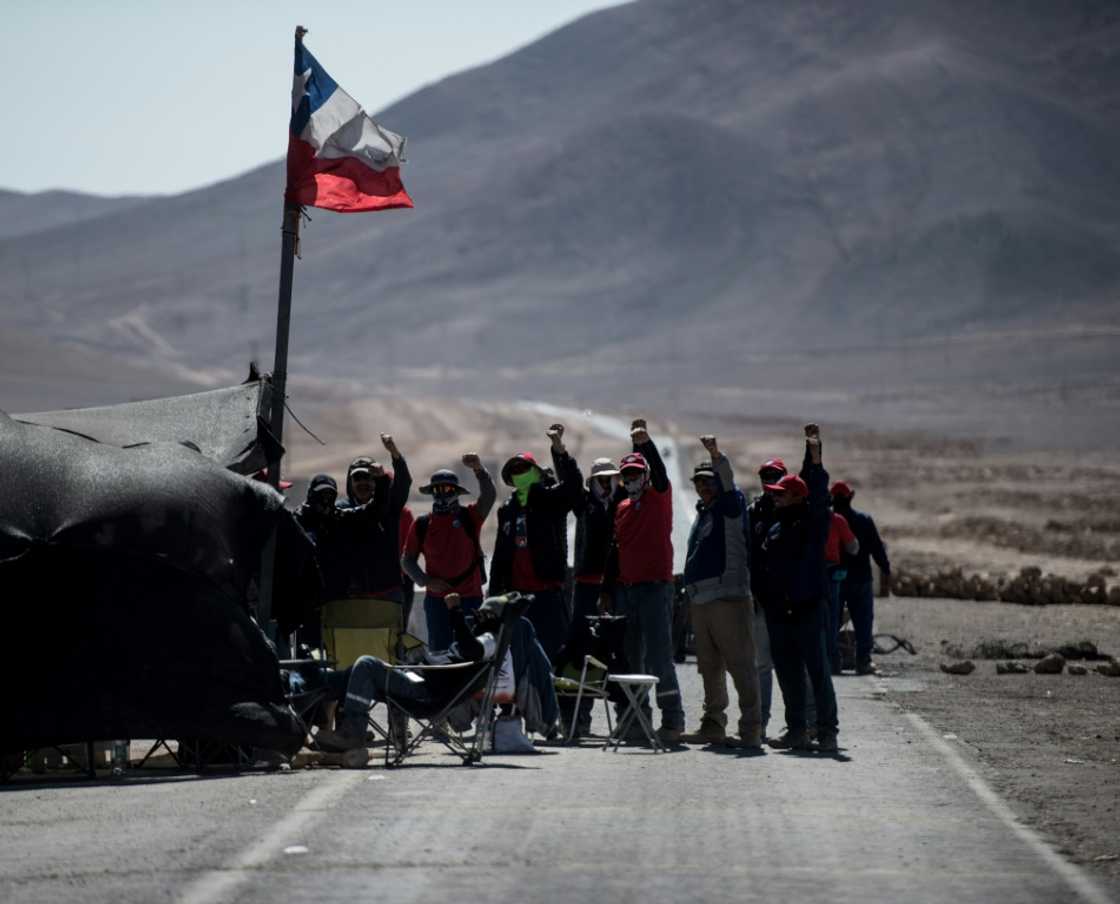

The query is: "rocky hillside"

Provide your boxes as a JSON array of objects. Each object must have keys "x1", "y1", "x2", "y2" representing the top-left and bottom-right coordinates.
[{"x1": 2, "y1": 0, "x2": 1119, "y2": 443}]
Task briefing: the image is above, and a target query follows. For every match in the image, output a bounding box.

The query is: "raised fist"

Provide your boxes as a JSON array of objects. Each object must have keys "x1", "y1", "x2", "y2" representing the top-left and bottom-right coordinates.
[
  {"x1": 547, "y1": 423, "x2": 566, "y2": 450},
  {"x1": 462, "y1": 452, "x2": 482, "y2": 471},
  {"x1": 630, "y1": 418, "x2": 650, "y2": 445},
  {"x1": 700, "y1": 434, "x2": 719, "y2": 456},
  {"x1": 380, "y1": 433, "x2": 400, "y2": 457}
]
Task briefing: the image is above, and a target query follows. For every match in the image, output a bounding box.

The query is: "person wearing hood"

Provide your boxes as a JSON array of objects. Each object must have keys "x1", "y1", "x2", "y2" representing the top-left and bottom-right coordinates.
[
  {"x1": 334, "y1": 433, "x2": 413, "y2": 603},
  {"x1": 759, "y1": 424, "x2": 839, "y2": 753},
  {"x1": 401, "y1": 454, "x2": 496, "y2": 649},
  {"x1": 488, "y1": 423, "x2": 582, "y2": 663},
  {"x1": 831, "y1": 480, "x2": 891, "y2": 675},
  {"x1": 681, "y1": 435, "x2": 762, "y2": 749},
  {"x1": 601, "y1": 419, "x2": 685, "y2": 745}
]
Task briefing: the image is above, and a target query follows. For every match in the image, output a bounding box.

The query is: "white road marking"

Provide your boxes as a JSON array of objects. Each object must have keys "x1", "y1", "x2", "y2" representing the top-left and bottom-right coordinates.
[
  {"x1": 177, "y1": 771, "x2": 364, "y2": 904},
  {"x1": 903, "y1": 710, "x2": 1115, "y2": 904}
]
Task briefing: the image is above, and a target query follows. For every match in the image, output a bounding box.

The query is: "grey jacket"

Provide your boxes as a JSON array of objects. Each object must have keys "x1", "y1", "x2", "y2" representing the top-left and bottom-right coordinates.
[{"x1": 683, "y1": 455, "x2": 751, "y2": 605}]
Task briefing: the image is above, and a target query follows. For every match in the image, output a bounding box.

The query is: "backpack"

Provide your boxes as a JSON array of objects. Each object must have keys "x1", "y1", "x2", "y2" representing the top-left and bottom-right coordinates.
[{"x1": 414, "y1": 510, "x2": 488, "y2": 586}]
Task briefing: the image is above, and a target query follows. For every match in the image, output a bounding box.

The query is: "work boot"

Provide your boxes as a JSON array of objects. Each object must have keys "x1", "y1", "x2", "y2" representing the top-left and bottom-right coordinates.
[
  {"x1": 657, "y1": 725, "x2": 683, "y2": 746},
  {"x1": 856, "y1": 659, "x2": 878, "y2": 676},
  {"x1": 315, "y1": 726, "x2": 365, "y2": 753},
  {"x1": 340, "y1": 747, "x2": 371, "y2": 768},
  {"x1": 768, "y1": 730, "x2": 812, "y2": 751},
  {"x1": 816, "y1": 733, "x2": 839, "y2": 754},
  {"x1": 682, "y1": 717, "x2": 726, "y2": 745},
  {"x1": 726, "y1": 733, "x2": 764, "y2": 750}
]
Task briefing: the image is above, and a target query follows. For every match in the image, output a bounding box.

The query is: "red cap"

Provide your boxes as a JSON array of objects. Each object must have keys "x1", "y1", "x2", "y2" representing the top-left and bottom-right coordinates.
[
  {"x1": 500, "y1": 451, "x2": 539, "y2": 486},
  {"x1": 619, "y1": 452, "x2": 649, "y2": 473},
  {"x1": 758, "y1": 458, "x2": 788, "y2": 476},
  {"x1": 830, "y1": 480, "x2": 854, "y2": 499},
  {"x1": 764, "y1": 474, "x2": 808, "y2": 498}
]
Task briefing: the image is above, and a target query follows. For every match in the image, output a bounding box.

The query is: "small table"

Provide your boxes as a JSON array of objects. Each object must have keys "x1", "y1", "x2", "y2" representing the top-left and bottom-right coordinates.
[{"x1": 604, "y1": 674, "x2": 664, "y2": 753}]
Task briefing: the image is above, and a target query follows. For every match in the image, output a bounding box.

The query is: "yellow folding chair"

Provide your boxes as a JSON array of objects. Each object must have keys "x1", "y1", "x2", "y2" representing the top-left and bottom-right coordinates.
[{"x1": 321, "y1": 598, "x2": 405, "y2": 667}]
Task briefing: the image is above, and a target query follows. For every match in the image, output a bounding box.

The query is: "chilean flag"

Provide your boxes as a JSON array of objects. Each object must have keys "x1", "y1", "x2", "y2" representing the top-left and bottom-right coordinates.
[{"x1": 286, "y1": 42, "x2": 413, "y2": 213}]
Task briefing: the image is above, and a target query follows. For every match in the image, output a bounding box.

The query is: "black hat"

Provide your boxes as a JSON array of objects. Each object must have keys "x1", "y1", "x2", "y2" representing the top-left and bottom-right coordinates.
[
  {"x1": 692, "y1": 462, "x2": 718, "y2": 482},
  {"x1": 419, "y1": 469, "x2": 472, "y2": 495}
]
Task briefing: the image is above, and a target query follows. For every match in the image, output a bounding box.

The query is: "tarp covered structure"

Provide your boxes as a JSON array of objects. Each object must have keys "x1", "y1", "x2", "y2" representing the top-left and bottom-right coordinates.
[
  {"x1": 11, "y1": 378, "x2": 281, "y2": 476},
  {"x1": 0, "y1": 409, "x2": 316, "y2": 756}
]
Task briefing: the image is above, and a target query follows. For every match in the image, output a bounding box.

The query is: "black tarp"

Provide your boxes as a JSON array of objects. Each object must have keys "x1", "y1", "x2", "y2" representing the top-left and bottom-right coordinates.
[
  {"x1": 0, "y1": 409, "x2": 314, "y2": 755},
  {"x1": 11, "y1": 378, "x2": 281, "y2": 475}
]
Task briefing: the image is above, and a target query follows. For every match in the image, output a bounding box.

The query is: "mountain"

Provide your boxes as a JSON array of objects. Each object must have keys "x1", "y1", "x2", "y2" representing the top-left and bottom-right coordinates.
[
  {"x1": 2, "y1": 0, "x2": 1119, "y2": 445},
  {"x1": 0, "y1": 189, "x2": 153, "y2": 241}
]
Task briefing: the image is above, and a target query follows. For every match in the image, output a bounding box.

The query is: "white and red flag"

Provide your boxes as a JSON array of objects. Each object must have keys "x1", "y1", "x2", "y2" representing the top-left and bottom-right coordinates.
[{"x1": 286, "y1": 42, "x2": 413, "y2": 212}]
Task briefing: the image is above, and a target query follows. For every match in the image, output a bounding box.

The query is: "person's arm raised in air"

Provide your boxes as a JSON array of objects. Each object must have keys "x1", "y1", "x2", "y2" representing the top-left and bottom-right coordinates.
[
  {"x1": 631, "y1": 419, "x2": 669, "y2": 492},
  {"x1": 548, "y1": 424, "x2": 584, "y2": 513},
  {"x1": 382, "y1": 434, "x2": 411, "y2": 518},
  {"x1": 701, "y1": 434, "x2": 740, "y2": 516},
  {"x1": 462, "y1": 453, "x2": 496, "y2": 523},
  {"x1": 803, "y1": 423, "x2": 831, "y2": 543}
]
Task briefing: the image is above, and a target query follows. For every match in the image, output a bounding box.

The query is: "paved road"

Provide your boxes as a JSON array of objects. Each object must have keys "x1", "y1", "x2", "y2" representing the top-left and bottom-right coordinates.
[{"x1": 2, "y1": 667, "x2": 1113, "y2": 904}]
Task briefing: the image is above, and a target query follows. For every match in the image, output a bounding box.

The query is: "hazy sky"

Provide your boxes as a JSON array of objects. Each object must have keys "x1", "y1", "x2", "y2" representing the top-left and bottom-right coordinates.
[{"x1": 7, "y1": 1, "x2": 621, "y2": 197}]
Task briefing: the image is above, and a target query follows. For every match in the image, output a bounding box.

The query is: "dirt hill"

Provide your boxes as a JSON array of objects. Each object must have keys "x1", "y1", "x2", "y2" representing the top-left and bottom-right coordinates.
[{"x1": 2, "y1": 0, "x2": 1119, "y2": 444}]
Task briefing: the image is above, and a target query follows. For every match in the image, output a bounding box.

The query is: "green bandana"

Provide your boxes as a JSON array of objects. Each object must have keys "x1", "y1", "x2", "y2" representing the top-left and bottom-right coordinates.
[{"x1": 512, "y1": 469, "x2": 541, "y2": 506}]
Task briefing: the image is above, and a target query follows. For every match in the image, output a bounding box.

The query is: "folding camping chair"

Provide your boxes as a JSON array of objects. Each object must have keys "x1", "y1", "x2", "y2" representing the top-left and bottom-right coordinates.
[
  {"x1": 378, "y1": 593, "x2": 529, "y2": 767},
  {"x1": 554, "y1": 653, "x2": 613, "y2": 744}
]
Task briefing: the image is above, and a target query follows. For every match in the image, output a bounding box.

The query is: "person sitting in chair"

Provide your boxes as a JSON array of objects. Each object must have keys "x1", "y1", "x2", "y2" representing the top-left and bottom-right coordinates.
[{"x1": 315, "y1": 593, "x2": 517, "y2": 754}]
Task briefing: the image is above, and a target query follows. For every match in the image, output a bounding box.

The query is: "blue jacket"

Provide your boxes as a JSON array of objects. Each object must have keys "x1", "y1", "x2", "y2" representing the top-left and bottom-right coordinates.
[
  {"x1": 684, "y1": 456, "x2": 750, "y2": 604},
  {"x1": 760, "y1": 445, "x2": 830, "y2": 610}
]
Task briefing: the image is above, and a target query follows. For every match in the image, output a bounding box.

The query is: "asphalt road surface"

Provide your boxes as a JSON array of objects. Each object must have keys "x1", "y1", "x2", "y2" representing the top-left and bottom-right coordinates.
[{"x1": 2, "y1": 665, "x2": 1114, "y2": 904}]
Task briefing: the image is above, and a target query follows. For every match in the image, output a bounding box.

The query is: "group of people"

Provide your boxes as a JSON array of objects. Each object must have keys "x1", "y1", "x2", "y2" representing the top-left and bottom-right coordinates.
[{"x1": 288, "y1": 418, "x2": 890, "y2": 755}]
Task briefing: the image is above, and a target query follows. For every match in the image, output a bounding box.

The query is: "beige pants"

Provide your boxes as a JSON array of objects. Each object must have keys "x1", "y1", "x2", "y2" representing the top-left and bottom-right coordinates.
[{"x1": 691, "y1": 597, "x2": 762, "y2": 739}]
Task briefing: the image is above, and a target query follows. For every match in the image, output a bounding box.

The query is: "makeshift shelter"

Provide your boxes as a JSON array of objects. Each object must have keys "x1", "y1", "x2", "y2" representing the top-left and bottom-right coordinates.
[
  {"x1": 0, "y1": 405, "x2": 315, "y2": 757},
  {"x1": 11, "y1": 377, "x2": 281, "y2": 475}
]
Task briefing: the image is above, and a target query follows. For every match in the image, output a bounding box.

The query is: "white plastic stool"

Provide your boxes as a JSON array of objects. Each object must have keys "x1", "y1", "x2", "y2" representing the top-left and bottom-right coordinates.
[{"x1": 604, "y1": 674, "x2": 664, "y2": 753}]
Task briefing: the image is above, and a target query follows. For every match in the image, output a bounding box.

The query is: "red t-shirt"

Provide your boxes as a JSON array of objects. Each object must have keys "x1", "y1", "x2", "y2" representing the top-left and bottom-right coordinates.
[
  {"x1": 404, "y1": 505, "x2": 485, "y2": 598},
  {"x1": 509, "y1": 511, "x2": 562, "y2": 592},
  {"x1": 825, "y1": 512, "x2": 856, "y2": 564},
  {"x1": 614, "y1": 485, "x2": 674, "y2": 584}
]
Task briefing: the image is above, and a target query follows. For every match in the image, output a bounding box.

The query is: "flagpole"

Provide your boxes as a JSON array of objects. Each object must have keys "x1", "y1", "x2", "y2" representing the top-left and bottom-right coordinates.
[{"x1": 258, "y1": 25, "x2": 307, "y2": 632}]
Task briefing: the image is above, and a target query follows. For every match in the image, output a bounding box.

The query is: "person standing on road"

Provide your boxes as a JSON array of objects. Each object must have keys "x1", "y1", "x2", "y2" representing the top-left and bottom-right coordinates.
[
  {"x1": 401, "y1": 455, "x2": 496, "y2": 650},
  {"x1": 558, "y1": 456, "x2": 622, "y2": 737},
  {"x1": 335, "y1": 434, "x2": 413, "y2": 605},
  {"x1": 601, "y1": 419, "x2": 686, "y2": 745},
  {"x1": 824, "y1": 502, "x2": 860, "y2": 675},
  {"x1": 831, "y1": 480, "x2": 892, "y2": 675},
  {"x1": 489, "y1": 424, "x2": 583, "y2": 662},
  {"x1": 682, "y1": 435, "x2": 762, "y2": 748},
  {"x1": 746, "y1": 458, "x2": 787, "y2": 738},
  {"x1": 759, "y1": 424, "x2": 839, "y2": 753}
]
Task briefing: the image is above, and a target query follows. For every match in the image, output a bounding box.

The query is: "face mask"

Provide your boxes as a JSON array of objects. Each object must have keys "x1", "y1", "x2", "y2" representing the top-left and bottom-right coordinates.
[
  {"x1": 432, "y1": 492, "x2": 460, "y2": 514},
  {"x1": 591, "y1": 477, "x2": 613, "y2": 501},
  {"x1": 511, "y1": 469, "x2": 540, "y2": 505},
  {"x1": 623, "y1": 475, "x2": 646, "y2": 499}
]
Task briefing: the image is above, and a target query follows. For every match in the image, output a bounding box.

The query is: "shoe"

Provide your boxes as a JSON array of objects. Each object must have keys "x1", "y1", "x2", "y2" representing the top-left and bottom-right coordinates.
[
  {"x1": 856, "y1": 660, "x2": 878, "y2": 676},
  {"x1": 816, "y1": 733, "x2": 839, "y2": 754},
  {"x1": 682, "y1": 717, "x2": 726, "y2": 745},
  {"x1": 315, "y1": 727, "x2": 365, "y2": 753},
  {"x1": 768, "y1": 730, "x2": 812, "y2": 751},
  {"x1": 726, "y1": 733, "x2": 764, "y2": 750},
  {"x1": 340, "y1": 747, "x2": 371, "y2": 768},
  {"x1": 657, "y1": 726, "x2": 683, "y2": 745}
]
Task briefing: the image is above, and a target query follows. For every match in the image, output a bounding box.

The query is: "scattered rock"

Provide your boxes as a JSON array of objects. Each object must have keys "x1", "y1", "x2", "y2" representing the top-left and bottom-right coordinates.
[
  {"x1": 1096, "y1": 659, "x2": 1120, "y2": 677},
  {"x1": 1034, "y1": 653, "x2": 1066, "y2": 674},
  {"x1": 1067, "y1": 664, "x2": 1088, "y2": 676},
  {"x1": 997, "y1": 661, "x2": 1030, "y2": 675},
  {"x1": 1054, "y1": 641, "x2": 1100, "y2": 661},
  {"x1": 941, "y1": 660, "x2": 975, "y2": 675}
]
